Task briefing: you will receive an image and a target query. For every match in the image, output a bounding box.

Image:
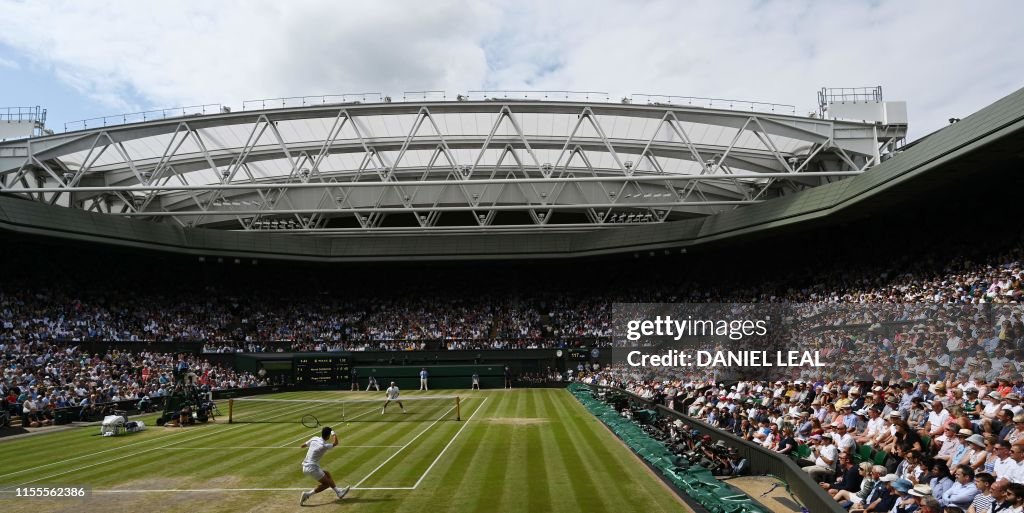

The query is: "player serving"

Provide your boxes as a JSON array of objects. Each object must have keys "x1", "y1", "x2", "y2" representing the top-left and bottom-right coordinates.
[
  {"x1": 381, "y1": 381, "x2": 406, "y2": 414},
  {"x1": 299, "y1": 426, "x2": 350, "y2": 505}
]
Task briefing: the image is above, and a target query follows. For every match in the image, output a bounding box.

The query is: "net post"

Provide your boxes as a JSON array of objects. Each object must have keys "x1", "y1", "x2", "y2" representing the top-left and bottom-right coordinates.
[
  {"x1": 228, "y1": 399, "x2": 234, "y2": 424},
  {"x1": 456, "y1": 396, "x2": 461, "y2": 421}
]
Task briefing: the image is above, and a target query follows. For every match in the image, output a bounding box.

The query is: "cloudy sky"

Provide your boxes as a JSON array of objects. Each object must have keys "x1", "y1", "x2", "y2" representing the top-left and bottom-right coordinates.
[{"x1": 1, "y1": 0, "x2": 1021, "y2": 140}]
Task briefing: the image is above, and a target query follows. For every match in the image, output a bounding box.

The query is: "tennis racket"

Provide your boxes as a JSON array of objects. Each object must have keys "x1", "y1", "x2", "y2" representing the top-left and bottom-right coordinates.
[{"x1": 301, "y1": 414, "x2": 320, "y2": 428}]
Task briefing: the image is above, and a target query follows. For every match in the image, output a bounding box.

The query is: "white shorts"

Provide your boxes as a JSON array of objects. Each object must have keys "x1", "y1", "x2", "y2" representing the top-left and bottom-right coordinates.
[{"x1": 303, "y1": 464, "x2": 325, "y2": 481}]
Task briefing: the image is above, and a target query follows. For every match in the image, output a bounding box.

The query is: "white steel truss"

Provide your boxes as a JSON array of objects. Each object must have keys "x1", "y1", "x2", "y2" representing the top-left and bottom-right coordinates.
[{"x1": 0, "y1": 100, "x2": 905, "y2": 234}]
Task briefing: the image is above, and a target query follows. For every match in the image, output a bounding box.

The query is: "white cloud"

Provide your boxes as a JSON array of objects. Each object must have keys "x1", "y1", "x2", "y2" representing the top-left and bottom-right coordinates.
[
  {"x1": 0, "y1": 56, "x2": 18, "y2": 69},
  {"x1": 0, "y1": 0, "x2": 1021, "y2": 138}
]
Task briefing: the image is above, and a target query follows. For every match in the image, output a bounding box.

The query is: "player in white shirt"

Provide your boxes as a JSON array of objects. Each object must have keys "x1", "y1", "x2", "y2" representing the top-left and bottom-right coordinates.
[
  {"x1": 299, "y1": 427, "x2": 349, "y2": 505},
  {"x1": 382, "y1": 382, "x2": 406, "y2": 414}
]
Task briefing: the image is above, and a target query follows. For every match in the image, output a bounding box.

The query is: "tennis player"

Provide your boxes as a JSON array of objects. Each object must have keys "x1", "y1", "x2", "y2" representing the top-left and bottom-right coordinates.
[
  {"x1": 382, "y1": 381, "x2": 406, "y2": 414},
  {"x1": 299, "y1": 426, "x2": 350, "y2": 505}
]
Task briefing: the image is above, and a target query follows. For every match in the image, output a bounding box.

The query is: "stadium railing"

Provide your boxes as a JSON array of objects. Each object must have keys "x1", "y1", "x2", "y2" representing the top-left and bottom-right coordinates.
[{"x1": 586, "y1": 384, "x2": 845, "y2": 513}]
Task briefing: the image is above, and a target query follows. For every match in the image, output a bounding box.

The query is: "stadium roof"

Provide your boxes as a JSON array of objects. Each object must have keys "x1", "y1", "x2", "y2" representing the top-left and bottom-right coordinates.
[
  {"x1": 0, "y1": 94, "x2": 901, "y2": 236},
  {"x1": 0, "y1": 85, "x2": 1020, "y2": 261}
]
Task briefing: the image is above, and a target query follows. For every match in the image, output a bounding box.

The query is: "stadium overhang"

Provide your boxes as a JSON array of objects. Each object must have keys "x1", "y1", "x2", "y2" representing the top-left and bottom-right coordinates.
[{"x1": 0, "y1": 87, "x2": 1019, "y2": 261}]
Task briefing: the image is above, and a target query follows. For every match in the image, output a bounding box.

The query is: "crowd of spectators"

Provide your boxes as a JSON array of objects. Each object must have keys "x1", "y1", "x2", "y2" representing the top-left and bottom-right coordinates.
[
  {"x1": 571, "y1": 240, "x2": 1024, "y2": 511},
  {"x1": 582, "y1": 361, "x2": 1024, "y2": 512},
  {"x1": 2, "y1": 246, "x2": 1015, "y2": 354},
  {"x1": 1, "y1": 340, "x2": 267, "y2": 427},
  {"x1": 0, "y1": 284, "x2": 584, "y2": 347},
  {"x1": 2, "y1": 232, "x2": 1022, "y2": 352}
]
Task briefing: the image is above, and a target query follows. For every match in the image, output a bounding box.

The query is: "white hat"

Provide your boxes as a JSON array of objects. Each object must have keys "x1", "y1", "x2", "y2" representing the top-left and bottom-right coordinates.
[{"x1": 908, "y1": 484, "x2": 932, "y2": 497}]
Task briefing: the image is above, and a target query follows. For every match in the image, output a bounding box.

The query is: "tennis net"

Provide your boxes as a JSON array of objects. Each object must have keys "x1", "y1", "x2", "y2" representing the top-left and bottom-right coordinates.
[{"x1": 227, "y1": 395, "x2": 461, "y2": 424}]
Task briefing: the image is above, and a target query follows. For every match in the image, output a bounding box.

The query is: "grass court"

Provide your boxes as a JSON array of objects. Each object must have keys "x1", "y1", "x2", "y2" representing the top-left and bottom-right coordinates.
[{"x1": 0, "y1": 388, "x2": 690, "y2": 513}]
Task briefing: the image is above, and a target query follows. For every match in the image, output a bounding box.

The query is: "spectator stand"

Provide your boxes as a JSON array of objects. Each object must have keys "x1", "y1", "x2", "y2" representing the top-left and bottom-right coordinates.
[{"x1": 586, "y1": 383, "x2": 844, "y2": 513}]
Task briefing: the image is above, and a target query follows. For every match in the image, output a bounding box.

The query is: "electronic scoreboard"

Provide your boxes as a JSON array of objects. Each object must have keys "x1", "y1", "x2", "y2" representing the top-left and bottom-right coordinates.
[{"x1": 294, "y1": 355, "x2": 351, "y2": 387}]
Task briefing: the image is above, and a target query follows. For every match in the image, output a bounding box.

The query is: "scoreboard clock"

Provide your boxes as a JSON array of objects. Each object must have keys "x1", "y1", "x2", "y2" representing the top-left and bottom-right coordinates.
[
  {"x1": 566, "y1": 349, "x2": 590, "y2": 361},
  {"x1": 294, "y1": 356, "x2": 351, "y2": 386}
]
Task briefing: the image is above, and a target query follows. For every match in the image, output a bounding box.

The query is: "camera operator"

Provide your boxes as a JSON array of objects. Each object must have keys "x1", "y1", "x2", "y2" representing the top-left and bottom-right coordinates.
[
  {"x1": 699, "y1": 439, "x2": 736, "y2": 476},
  {"x1": 724, "y1": 448, "x2": 750, "y2": 476},
  {"x1": 178, "y1": 403, "x2": 192, "y2": 427},
  {"x1": 137, "y1": 394, "x2": 152, "y2": 413}
]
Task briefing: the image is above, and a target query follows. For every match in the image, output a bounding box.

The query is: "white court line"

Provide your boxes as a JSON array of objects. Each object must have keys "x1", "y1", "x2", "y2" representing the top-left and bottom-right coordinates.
[
  {"x1": 0, "y1": 399, "x2": 306, "y2": 481},
  {"x1": 13, "y1": 400, "x2": 314, "y2": 486},
  {"x1": 351, "y1": 404, "x2": 458, "y2": 489},
  {"x1": 0, "y1": 424, "x2": 197, "y2": 480},
  {"x1": 412, "y1": 397, "x2": 489, "y2": 489},
  {"x1": 156, "y1": 445, "x2": 402, "y2": 450}
]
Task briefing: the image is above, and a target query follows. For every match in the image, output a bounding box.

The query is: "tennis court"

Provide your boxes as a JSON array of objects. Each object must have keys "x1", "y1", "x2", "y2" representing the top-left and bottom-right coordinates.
[{"x1": 0, "y1": 388, "x2": 690, "y2": 513}]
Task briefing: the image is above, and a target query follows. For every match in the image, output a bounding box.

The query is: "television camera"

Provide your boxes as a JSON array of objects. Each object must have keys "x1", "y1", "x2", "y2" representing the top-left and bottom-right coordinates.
[{"x1": 156, "y1": 370, "x2": 216, "y2": 426}]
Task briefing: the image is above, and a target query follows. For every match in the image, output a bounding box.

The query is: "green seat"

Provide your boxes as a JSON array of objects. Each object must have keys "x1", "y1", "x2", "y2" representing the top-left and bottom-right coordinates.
[
  {"x1": 873, "y1": 450, "x2": 888, "y2": 466},
  {"x1": 855, "y1": 444, "x2": 873, "y2": 463},
  {"x1": 796, "y1": 444, "x2": 812, "y2": 459}
]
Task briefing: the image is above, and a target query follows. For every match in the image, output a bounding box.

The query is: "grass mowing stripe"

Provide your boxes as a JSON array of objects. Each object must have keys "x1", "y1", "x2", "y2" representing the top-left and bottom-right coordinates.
[
  {"x1": 327, "y1": 413, "x2": 454, "y2": 487},
  {"x1": 81, "y1": 402, "x2": 436, "y2": 489},
  {"x1": 193, "y1": 402, "x2": 437, "y2": 489},
  {"x1": 537, "y1": 388, "x2": 584, "y2": 513},
  {"x1": 498, "y1": 389, "x2": 529, "y2": 512},
  {"x1": 525, "y1": 390, "x2": 552, "y2": 513},
  {"x1": 560, "y1": 389, "x2": 692, "y2": 513},
  {"x1": 351, "y1": 403, "x2": 458, "y2": 488},
  {"x1": 10, "y1": 399, "x2": 320, "y2": 486},
  {"x1": 0, "y1": 418, "x2": 201, "y2": 479},
  {"x1": 327, "y1": 417, "x2": 429, "y2": 485},
  {"x1": 466, "y1": 393, "x2": 514, "y2": 513},
  {"x1": 542, "y1": 390, "x2": 607, "y2": 512},
  {"x1": 0, "y1": 389, "x2": 696, "y2": 513},
  {"x1": 552, "y1": 387, "x2": 663, "y2": 512},
  {"x1": 412, "y1": 397, "x2": 488, "y2": 488},
  {"x1": 391, "y1": 400, "x2": 493, "y2": 513},
  {"x1": 555, "y1": 389, "x2": 666, "y2": 511}
]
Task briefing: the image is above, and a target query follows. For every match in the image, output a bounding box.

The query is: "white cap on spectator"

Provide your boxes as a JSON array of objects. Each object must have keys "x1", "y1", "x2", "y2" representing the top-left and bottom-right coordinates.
[{"x1": 908, "y1": 484, "x2": 932, "y2": 497}]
